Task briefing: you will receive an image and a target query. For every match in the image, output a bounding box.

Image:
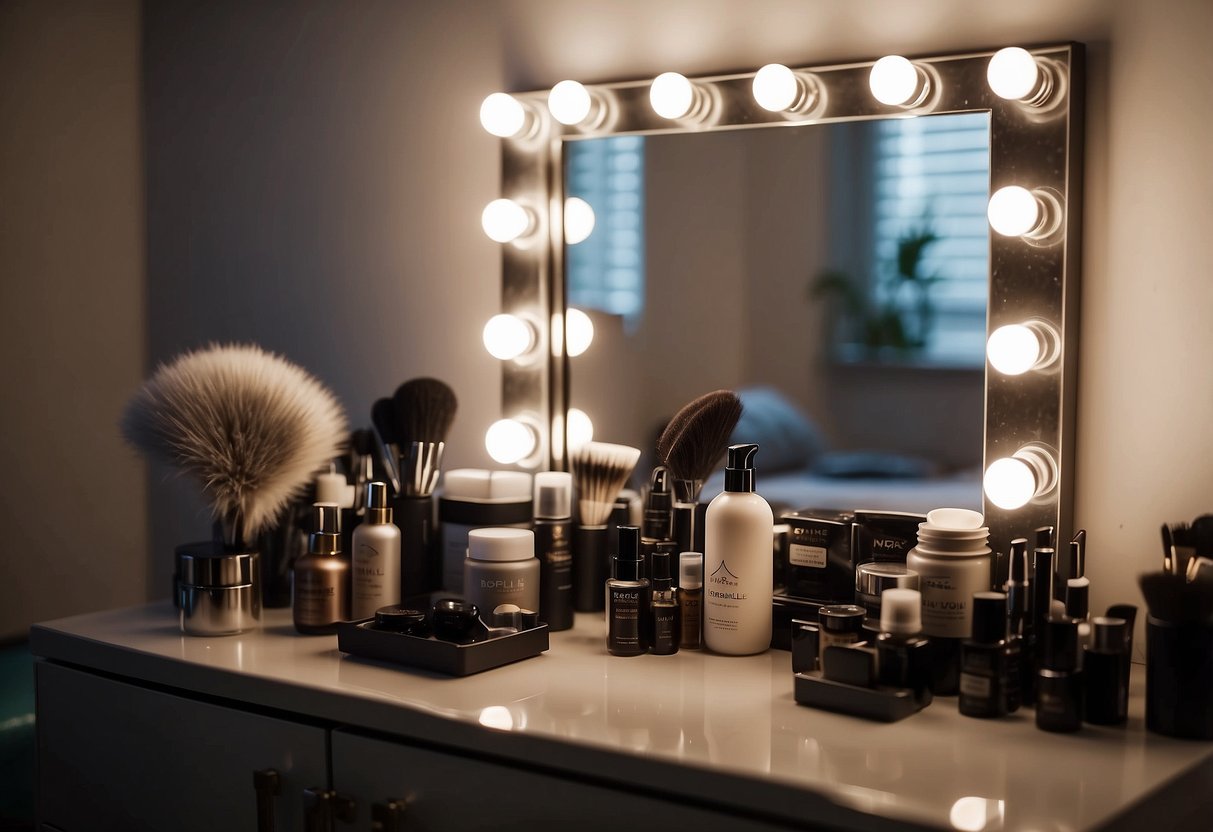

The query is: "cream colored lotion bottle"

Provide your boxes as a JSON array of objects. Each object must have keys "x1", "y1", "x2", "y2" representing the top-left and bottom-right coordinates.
[
  {"x1": 351, "y1": 481, "x2": 402, "y2": 619},
  {"x1": 704, "y1": 444, "x2": 773, "y2": 655}
]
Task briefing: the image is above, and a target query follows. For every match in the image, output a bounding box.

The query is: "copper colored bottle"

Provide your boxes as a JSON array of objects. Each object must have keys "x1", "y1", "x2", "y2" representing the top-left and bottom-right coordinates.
[{"x1": 293, "y1": 503, "x2": 350, "y2": 635}]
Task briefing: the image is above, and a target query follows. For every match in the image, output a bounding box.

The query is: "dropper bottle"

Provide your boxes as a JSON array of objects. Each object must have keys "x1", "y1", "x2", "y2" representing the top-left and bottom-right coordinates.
[{"x1": 293, "y1": 503, "x2": 350, "y2": 635}]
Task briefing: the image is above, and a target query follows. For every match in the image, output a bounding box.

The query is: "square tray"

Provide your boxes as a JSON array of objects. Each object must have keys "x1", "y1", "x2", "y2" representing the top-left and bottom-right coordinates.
[
  {"x1": 337, "y1": 619, "x2": 549, "y2": 676},
  {"x1": 793, "y1": 672, "x2": 919, "y2": 722}
]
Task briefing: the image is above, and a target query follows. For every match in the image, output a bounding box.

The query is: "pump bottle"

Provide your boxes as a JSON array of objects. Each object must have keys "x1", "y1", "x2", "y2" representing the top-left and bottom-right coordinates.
[{"x1": 351, "y1": 481, "x2": 402, "y2": 619}]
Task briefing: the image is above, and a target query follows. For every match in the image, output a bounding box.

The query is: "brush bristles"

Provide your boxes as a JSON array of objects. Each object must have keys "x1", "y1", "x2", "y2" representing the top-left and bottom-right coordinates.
[
  {"x1": 393, "y1": 377, "x2": 457, "y2": 444},
  {"x1": 121, "y1": 343, "x2": 347, "y2": 542},
  {"x1": 657, "y1": 390, "x2": 743, "y2": 485},
  {"x1": 572, "y1": 441, "x2": 641, "y2": 526}
]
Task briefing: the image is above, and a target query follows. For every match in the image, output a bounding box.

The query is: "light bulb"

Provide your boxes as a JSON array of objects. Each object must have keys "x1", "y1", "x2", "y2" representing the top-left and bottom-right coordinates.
[
  {"x1": 650, "y1": 72, "x2": 695, "y2": 120},
  {"x1": 983, "y1": 457, "x2": 1037, "y2": 510},
  {"x1": 485, "y1": 419, "x2": 537, "y2": 464},
  {"x1": 567, "y1": 407, "x2": 594, "y2": 450},
  {"x1": 482, "y1": 314, "x2": 535, "y2": 361},
  {"x1": 479, "y1": 93, "x2": 527, "y2": 138},
  {"x1": 481, "y1": 199, "x2": 533, "y2": 243},
  {"x1": 986, "y1": 324, "x2": 1041, "y2": 375},
  {"x1": 987, "y1": 186, "x2": 1040, "y2": 237},
  {"x1": 548, "y1": 80, "x2": 592, "y2": 126},
  {"x1": 565, "y1": 307, "x2": 594, "y2": 357},
  {"x1": 987, "y1": 47, "x2": 1039, "y2": 101},
  {"x1": 869, "y1": 55, "x2": 924, "y2": 106},
  {"x1": 564, "y1": 197, "x2": 596, "y2": 245},
  {"x1": 752, "y1": 64, "x2": 799, "y2": 112}
]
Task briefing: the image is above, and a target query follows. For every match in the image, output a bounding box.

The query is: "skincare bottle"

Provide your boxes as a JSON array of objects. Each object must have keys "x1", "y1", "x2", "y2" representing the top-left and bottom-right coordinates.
[
  {"x1": 641, "y1": 467, "x2": 674, "y2": 578},
  {"x1": 350, "y1": 482, "x2": 402, "y2": 619},
  {"x1": 1036, "y1": 617, "x2": 1083, "y2": 733},
  {"x1": 678, "y1": 551, "x2": 703, "y2": 650},
  {"x1": 439, "y1": 469, "x2": 533, "y2": 593},
  {"x1": 649, "y1": 550, "x2": 679, "y2": 655},
  {"x1": 1083, "y1": 616, "x2": 1129, "y2": 725},
  {"x1": 874, "y1": 588, "x2": 932, "y2": 707},
  {"x1": 704, "y1": 444, "x2": 774, "y2": 655},
  {"x1": 463, "y1": 528, "x2": 539, "y2": 615},
  {"x1": 608, "y1": 525, "x2": 649, "y2": 657},
  {"x1": 959, "y1": 592, "x2": 1013, "y2": 718},
  {"x1": 292, "y1": 503, "x2": 350, "y2": 635},
  {"x1": 533, "y1": 471, "x2": 574, "y2": 631}
]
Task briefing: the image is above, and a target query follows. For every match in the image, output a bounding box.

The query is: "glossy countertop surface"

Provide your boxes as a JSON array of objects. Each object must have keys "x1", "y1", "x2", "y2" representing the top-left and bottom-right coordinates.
[{"x1": 32, "y1": 603, "x2": 1213, "y2": 831}]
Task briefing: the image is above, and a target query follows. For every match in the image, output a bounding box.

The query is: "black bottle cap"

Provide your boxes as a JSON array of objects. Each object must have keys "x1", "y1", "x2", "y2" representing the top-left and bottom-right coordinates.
[
  {"x1": 818, "y1": 604, "x2": 866, "y2": 634},
  {"x1": 373, "y1": 605, "x2": 429, "y2": 635},
  {"x1": 971, "y1": 592, "x2": 1008, "y2": 643},
  {"x1": 614, "y1": 525, "x2": 642, "y2": 582},
  {"x1": 1035, "y1": 526, "x2": 1055, "y2": 551},
  {"x1": 646, "y1": 467, "x2": 672, "y2": 513},
  {"x1": 651, "y1": 550, "x2": 673, "y2": 590},
  {"x1": 1091, "y1": 616, "x2": 1128, "y2": 653},
  {"x1": 1042, "y1": 616, "x2": 1080, "y2": 671},
  {"x1": 724, "y1": 443, "x2": 759, "y2": 492},
  {"x1": 1009, "y1": 538, "x2": 1029, "y2": 582},
  {"x1": 1065, "y1": 578, "x2": 1089, "y2": 619}
]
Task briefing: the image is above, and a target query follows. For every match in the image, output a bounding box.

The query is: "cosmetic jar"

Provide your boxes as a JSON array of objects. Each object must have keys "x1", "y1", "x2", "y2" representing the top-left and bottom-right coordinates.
[
  {"x1": 431, "y1": 599, "x2": 481, "y2": 643},
  {"x1": 818, "y1": 604, "x2": 867, "y2": 652},
  {"x1": 373, "y1": 606, "x2": 429, "y2": 636},
  {"x1": 178, "y1": 549, "x2": 261, "y2": 636},
  {"x1": 464, "y1": 528, "x2": 540, "y2": 614},
  {"x1": 439, "y1": 469, "x2": 533, "y2": 593},
  {"x1": 855, "y1": 563, "x2": 920, "y2": 623}
]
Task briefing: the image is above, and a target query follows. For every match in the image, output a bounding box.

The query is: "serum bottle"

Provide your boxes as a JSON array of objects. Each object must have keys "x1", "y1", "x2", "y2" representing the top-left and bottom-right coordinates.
[
  {"x1": 607, "y1": 526, "x2": 649, "y2": 656},
  {"x1": 293, "y1": 503, "x2": 350, "y2": 635},
  {"x1": 678, "y1": 552, "x2": 703, "y2": 650},
  {"x1": 1036, "y1": 617, "x2": 1083, "y2": 733},
  {"x1": 351, "y1": 482, "x2": 402, "y2": 619},
  {"x1": 959, "y1": 592, "x2": 1013, "y2": 718},
  {"x1": 704, "y1": 444, "x2": 774, "y2": 655},
  {"x1": 875, "y1": 588, "x2": 932, "y2": 708},
  {"x1": 533, "y1": 472, "x2": 574, "y2": 631},
  {"x1": 650, "y1": 550, "x2": 679, "y2": 654}
]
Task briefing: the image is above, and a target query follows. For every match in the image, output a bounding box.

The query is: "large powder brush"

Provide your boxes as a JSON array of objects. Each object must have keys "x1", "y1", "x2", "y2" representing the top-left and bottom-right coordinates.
[
  {"x1": 571, "y1": 441, "x2": 641, "y2": 611},
  {"x1": 121, "y1": 343, "x2": 348, "y2": 546},
  {"x1": 657, "y1": 389, "x2": 743, "y2": 502}
]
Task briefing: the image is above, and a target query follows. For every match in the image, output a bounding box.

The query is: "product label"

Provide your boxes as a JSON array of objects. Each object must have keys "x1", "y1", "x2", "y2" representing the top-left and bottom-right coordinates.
[
  {"x1": 707, "y1": 560, "x2": 747, "y2": 602},
  {"x1": 352, "y1": 541, "x2": 395, "y2": 618},
  {"x1": 678, "y1": 590, "x2": 702, "y2": 648},
  {"x1": 652, "y1": 603, "x2": 678, "y2": 652},
  {"x1": 789, "y1": 543, "x2": 827, "y2": 569},
  {"x1": 919, "y1": 572, "x2": 976, "y2": 638},
  {"x1": 293, "y1": 571, "x2": 342, "y2": 626},
  {"x1": 960, "y1": 672, "x2": 992, "y2": 699},
  {"x1": 820, "y1": 631, "x2": 859, "y2": 651},
  {"x1": 609, "y1": 584, "x2": 645, "y2": 652}
]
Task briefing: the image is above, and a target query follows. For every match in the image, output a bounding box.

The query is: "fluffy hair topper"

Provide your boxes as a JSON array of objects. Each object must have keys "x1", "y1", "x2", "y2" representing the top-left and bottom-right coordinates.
[{"x1": 121, "y1": 343, "x2": 348, "y2": 544}]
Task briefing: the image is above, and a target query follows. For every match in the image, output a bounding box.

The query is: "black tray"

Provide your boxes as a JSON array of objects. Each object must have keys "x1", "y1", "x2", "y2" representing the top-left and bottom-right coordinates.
[
  {"x1": 337, "y1": 619, "x2": 549, "y2": 676},
  {"x1": 793, "y1": 672, "x2": 919, "y2": 722}
]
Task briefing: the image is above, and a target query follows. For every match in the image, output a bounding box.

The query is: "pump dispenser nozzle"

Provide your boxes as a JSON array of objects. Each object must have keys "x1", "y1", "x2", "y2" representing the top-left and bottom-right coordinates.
[
  {"x1": 310, "y1": 502, "x2": 341, "y2": 555},
  {"x1": 724, "y1": 443, "x2": 759, "y2": 493}
]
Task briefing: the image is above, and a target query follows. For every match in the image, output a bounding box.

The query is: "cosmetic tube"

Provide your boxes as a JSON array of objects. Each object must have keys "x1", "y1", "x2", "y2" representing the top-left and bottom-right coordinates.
[
  {"x1": 533, "y1": 472, "x2": 574, "y2": 630},
  {"x1": 1084, "y1": 616, "x2": 1129, "y2": 725}
]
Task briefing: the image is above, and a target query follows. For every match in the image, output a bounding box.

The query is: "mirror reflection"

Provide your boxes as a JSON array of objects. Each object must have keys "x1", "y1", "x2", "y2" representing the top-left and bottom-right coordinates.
[{"x1": 565, "y1": 114, "x2": 989, "y2": 513}]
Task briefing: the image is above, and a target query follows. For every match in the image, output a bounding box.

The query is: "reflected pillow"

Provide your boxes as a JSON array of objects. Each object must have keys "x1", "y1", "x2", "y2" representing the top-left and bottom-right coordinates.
[
  {"x1": 811, "y1": 450, "x2": 938, "y2": 480},
  {"x1": 730, "y1": 387, "x2": 826, "y2": 474}
]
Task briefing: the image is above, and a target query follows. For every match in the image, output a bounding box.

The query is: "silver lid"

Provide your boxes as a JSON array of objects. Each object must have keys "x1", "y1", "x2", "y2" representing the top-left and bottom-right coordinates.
[
  {"x1": 534, "y1": 471, "x2": 572, "y2": 519},
  {"x1": 365, "y1": 481, "x2": 391, "y2": 523},
  {"x1": 855, "y1": 562, "x2": 920, "y2": 595},
  {"x1": 310, "y1": 502, "x2": 342, "y2": 555},
  {"x1": 178, "y1": 550, "x2": 258, "y2": 587}
]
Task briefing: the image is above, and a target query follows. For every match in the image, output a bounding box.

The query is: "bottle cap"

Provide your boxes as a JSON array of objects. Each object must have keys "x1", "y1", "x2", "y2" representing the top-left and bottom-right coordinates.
[
  {"x1": 467, "y1": 528, "x2": 535, "y2": 562},
  {"x1": 971, "y1": 591, "x2": 1008, "y2": 643},
  {"x1": 1065, "y1": 576, "x2": 1090, "y2": 619},
  {"x1": 534, "y1": 471, "x2": 572, "y2": 519},
  {"x1": 645, "y1": 467, "x2": 673, "y2": 513},
  {"x1": 651, "y1": 550, "x2": 673, "y2": 589},
  {"x1": 1091, "y1": 616, "x2": 1128, "y2": 653},
  {"x1": 1042, "y1": 616, "x2": 1080, "y2": 670},
  {"x1": 365, "y1": 481, "x2": 391, "y2": 523},
  {"x1": 679, "y1": 552, "x2": 703, "y2": 589},
  {"x1": 1009, "y1": 537, "x2": 1029, "y2": 582},
  {"x1": 616, "y1": 525, "x2": 641, "y2": 560},
  {"x1": 818, "y1": 604, "x2": 866, "y2": 634},
  {"x1": 879, "y1": 588, "x2": 922, "y2": 635},
  {"x1": 310, "y1": 502, "x2": 341, "y2": 555},
  {"x1": 856, "y1": 563, "x2": 919, "y2": 596},
  {"x1": 724, "y1": 443, "x2": 759, "y2": 493}
]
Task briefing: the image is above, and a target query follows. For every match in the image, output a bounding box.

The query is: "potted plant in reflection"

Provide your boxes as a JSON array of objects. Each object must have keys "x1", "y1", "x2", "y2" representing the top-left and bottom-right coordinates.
[{"x1": 810, "y1": 222, "x2": 942, "y2": 361}]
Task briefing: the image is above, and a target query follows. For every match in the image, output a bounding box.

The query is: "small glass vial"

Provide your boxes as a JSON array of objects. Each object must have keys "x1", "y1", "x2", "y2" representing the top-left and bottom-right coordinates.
[
  {"x1": 463, "y1": 528, "x2": 539, "y2": 614},
  {"x1": 1037, "y1": 617, "x2": 1083, "y2": 733},
  {"x1": 960, "y1": 592, "x2": 1013, "y2": 718},
  {"x1": 818, "y1": 604, "x2": 866, "y2": 651},
  {"x1": 608, "y1": 526, "x2": 649, "y2": 657},
  {"x1": 678, "y1": 552, "x2": 703, "y2": 650},
  {"x1": 649, "y1": 550, "x2": 679, "y2": 655},
  {"x1": 875, "y1": 588, "x2": 932, "y2": 708}
]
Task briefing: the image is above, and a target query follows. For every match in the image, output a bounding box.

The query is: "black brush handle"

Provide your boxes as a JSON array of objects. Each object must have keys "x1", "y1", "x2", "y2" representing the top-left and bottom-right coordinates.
[
  {"x1": 396, "y1": 495, "x2": 435, "y2": 599},
  {"x1": 573, "y1": 525, "x2": 608, "y2": 612}
]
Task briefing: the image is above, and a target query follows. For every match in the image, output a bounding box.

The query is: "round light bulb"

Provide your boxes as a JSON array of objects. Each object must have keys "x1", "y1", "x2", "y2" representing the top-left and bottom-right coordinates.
[
  {"x1": 983, "y1": 457, "x2": 1037, "y2": 510},
  {"x1": 485, "y1": 419, "x2": 537, "y2": 465},
  {"x1": 479, "y1": 93, "x2": 526, "y2": 138},
  {"x1": 869, "y1": 55, "x2": 921, "y2": 106},
  {"x1": 649, "y1": 72, "x2": 695, "y2": 120},
  {"x1": 565, "y1": 307, "x2": 594, "y2": 357},
  {"x1": 752, "y1": 63, "x2": 799, "y2": 112},
  {"x1": 987, "y1": 186, "x2": 1041, "y2": 237},
  {"x1": 482, "y1": 314, "x2": 534, "y2": 361},
  {"x1": 987, "y1": 47, "x2": 1039, "y2": 101},
  {"x1": 481, "y1": 199, "x2": 532, "y2": 243},
  {"x1": 548, "y1": 80, "x2": 592, "y2": 126},
  {"x1": 564, "y1": 197, "x2": 596, "y2": 245},
  {"x1": 986, "y1": 324, "x2": 1041, "y2": 375},
  {"x1": 567, "y1": 407, "x2": 594, "y2": 451}
]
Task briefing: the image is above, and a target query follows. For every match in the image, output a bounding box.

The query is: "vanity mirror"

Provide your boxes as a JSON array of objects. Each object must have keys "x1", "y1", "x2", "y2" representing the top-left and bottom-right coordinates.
[{"x1": 481, "y1": 44, "x2": 1084, "y2": 564}]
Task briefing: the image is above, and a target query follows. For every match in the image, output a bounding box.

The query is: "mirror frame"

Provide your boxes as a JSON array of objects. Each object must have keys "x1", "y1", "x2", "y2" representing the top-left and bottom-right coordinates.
[{"x1": 492, "y1": 43, "x2": 1084, "y2": 563}]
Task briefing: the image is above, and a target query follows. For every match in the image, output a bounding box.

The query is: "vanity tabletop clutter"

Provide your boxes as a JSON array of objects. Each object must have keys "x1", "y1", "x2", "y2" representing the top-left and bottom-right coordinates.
[{"x1": 32, "y1": 603, "x2": 1213, "y2": 832}]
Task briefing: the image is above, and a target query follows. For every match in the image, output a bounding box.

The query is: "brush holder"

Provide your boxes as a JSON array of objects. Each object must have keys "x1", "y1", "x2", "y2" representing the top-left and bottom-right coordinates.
[{"x1": 1146, "y1": 616, "x2": 1213, "y2": 739}]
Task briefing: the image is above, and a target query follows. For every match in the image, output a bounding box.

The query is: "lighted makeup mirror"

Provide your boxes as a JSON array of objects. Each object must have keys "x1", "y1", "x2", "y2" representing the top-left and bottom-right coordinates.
[{"x1": 482, "y1": 44, "x2": 1084, "y2": 564}]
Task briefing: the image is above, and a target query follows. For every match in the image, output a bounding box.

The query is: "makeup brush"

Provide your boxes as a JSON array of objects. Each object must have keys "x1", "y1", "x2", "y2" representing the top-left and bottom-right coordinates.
[
  {"x1": 572, "y1": 441, "x2": 642, "y2": 611},
  {"x1": 1139, "y1": 571, "x2": 1213, "y2": 626},
  {"x1": 121, "y1": 343, "x2": 347, "y2": 547},
  {"x1": 370, "y1": 397, "x2": 401, "y2": 496},
  {"x1": 391, "y1": 377, "x2": 458, "y2": 598},
  {"x1": 656, "y1": 390, "x2": 742, "y2": 553}
]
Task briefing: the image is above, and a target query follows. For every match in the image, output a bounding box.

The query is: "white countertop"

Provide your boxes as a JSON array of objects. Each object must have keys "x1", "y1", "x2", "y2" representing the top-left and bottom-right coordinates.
[{"x1": 31, "y1": 603, "x2": 1213, "y2": 831}]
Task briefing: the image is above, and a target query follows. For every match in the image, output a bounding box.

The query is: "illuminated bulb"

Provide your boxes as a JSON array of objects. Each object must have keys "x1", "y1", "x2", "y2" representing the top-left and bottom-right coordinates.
[
  {"x1": 485, "y1": 419, "x2": 537, "y2": 465},
  {"x1": 481, "y1": 199, "x2": 533, "y2": 243},
  {"x1": 752, "y1": 63, "x2": 799, "y2": 112},
  {"x1": 482, "y1": 314, "x2": 534, "y2": 361},
  {"x1": 987, "y1": 47, "x2": 1040, "y2": 101},
  {"x1": 565, "y1": 307, "x2": 594, "y2": 357},
  {"x1": 986, "y1": 324, "x2": 1041, "y2": 375},
  {"x1": 479, "y1": 93, "x2": 528, "y2": 138},
  {"x1": 987, "y1": 186, "x2": 1040, "y2": 237},
  {"x1": 650, "y1": 72, "x2": 696, "y2": 120},
  {"x1": 548, "y1": 80, "x2": 592, "y2": 126},
  {"x1": 869, "y1": 55, "x2": 925, "y2": 106},
  {"x1": 564, "y1": 197, "x2": 596, "y2": 245},
  {"x1": 567, "y1": 407, "x2": 594, "y2": 450},
  {"x1": 983, "y1": 457, "x2": 1037, "y2": 510}
]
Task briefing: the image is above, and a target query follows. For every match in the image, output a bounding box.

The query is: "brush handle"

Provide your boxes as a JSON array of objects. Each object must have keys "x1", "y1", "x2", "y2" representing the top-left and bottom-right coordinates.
[
  {"x1": 396, "y1": 495, "x2": 436, "y2": 600},
  {"x1": 573, "y1": 525, "x2": 608, "y2": 612},
  {"x1": 673, "y1": 502, "x2": 696, "y2": 554}
]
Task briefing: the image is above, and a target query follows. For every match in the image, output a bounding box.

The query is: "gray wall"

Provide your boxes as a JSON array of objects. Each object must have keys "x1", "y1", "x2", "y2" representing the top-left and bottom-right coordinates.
[{"x1": 6, "y1": 0, "x2": 1213, "y2": 654}]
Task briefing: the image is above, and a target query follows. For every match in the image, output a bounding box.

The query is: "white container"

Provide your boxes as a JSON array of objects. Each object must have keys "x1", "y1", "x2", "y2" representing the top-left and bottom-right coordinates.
[
  {"x1": 464, "y1": 528, "x2": 540, "y2": 614},
  {"x1": 906, "y1": 543, "x2": 991, "y2": 639},
  {"x1": 351, "y1": 481, "x2": 402, "y2": 619},
  {"x1": 704, "y1": 444, "x2": 774, "y2": 655},
  {"x1": 438, "y1": 470, "x2": 533, "y2": 593}
]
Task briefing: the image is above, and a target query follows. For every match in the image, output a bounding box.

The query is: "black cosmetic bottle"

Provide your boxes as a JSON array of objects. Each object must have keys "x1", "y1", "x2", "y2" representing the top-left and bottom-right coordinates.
[
  {"x1": 534, "y1": 472, "x2": 574, "y2": 631},
  {"x1": 607, "y1": 526, "x2": 649, "y2": 657},
  {"x1": 1037, "y1": 617, "x2": 1082, "y2": 733},
  {"x1": 649, "y1": 550, "x2": 679, "y2": 655},
  {"x1": 1084, "y1": 616, "x2": 1129, "y2": 725},
  {"x1": 960, "y1": 592, "x2": 1013, "y2": 718},
  {"x1": 874, "y1": 588, "x2": 932, "y2": 708}
]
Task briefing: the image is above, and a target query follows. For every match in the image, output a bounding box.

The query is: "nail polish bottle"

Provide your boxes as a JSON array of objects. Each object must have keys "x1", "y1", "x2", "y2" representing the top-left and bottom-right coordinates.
[
  {"x1": 649, "y1": 550, "x2": 679, "y2": 655},
  {"x1": 677, "y1": 552, "x2": 703, "y2": 650},
  {"x1": 607, "y1": 526, "x2": 649, "y2": 657},
  {"x1": 1036, "y1": 617, "x2": 1083, "y2": 733},
  {"x1": 874, "y1": 588, "x2": 932, "y2": 708},
  {"x1": 960, "y1": 592, "x2": 1012, "y2": 718},
  {"x1": 1083, "y1": 616, "x2": 1129, "y2": 725}
]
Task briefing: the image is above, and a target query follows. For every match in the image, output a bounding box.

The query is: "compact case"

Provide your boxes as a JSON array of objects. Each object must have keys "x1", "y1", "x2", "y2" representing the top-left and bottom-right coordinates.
[{"x1": 176, "y1": 544, "x2": 261, "y2": 636}]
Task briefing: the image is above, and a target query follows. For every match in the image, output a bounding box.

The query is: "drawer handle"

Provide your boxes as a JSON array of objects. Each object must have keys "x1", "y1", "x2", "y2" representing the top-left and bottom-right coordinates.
[
  {"x1": 371, "y1": 799, "x2": 407, "y2": 832},
  {"x1": 304, "y1": 787, "x2": 357, "y2": 831},
  {"x1": 252, "y1": 768, "x2": 281, "y2": 832}
]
